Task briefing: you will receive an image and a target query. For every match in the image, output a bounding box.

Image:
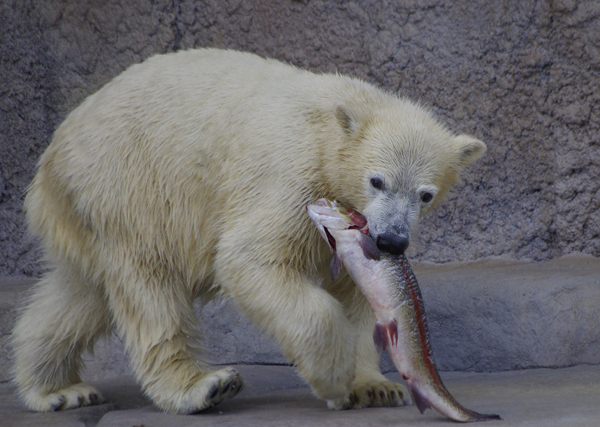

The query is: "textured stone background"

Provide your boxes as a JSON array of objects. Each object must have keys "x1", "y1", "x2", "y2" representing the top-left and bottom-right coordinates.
[{"x1": 1, "y1": 0, "x2": 599, "y2": 276}]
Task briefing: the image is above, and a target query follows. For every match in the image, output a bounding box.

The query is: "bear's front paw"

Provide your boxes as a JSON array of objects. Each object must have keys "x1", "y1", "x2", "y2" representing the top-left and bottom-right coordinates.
[
  {"x1": 327, "y1": 381, "x2": 411, "y2": 410},
  {"x1": 203, "y1": 367, "x2": 245, "y2": 409},
  {"x1": 23, "y1": 383, "x2": 104, "y2": 412},
  {"x1": 175, "y1": 367, "x2": 244, "y2": 414}
]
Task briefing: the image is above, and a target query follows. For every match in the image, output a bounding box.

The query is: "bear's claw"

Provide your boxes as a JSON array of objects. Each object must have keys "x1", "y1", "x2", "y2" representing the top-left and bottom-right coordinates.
[
  {"x1": 327, "y1": 380, "x2": 411, "y2": 410},
  {"x1": 205, "y1": 369, "x2": 244, "y2": 407},
  {"x1": 186, "y1": 367, "x2": 244, "y2": 413},
  {"x1": 23, "y1": 383, "x2": 105, "y2": 412}
]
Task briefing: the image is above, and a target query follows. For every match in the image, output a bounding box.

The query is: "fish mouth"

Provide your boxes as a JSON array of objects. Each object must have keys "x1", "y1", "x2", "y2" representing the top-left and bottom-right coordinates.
[{"x1": 306, "y1": 203, "x2": 349, "y2": 230}]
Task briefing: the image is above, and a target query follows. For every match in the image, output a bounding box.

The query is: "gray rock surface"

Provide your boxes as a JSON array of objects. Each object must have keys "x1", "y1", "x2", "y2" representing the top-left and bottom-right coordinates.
[
  {"x1": 1, "y1": 1, "x2": 600, "y2": 276},
  {"x1": 412, "y1": 254, "x2": 600, "y2": 372},
  {"x1": 2, "y1": 255, "x2": 599, "y2": 384},
  {"x1": 3, "y1": 364, "x2": 600, "y2": 427}
]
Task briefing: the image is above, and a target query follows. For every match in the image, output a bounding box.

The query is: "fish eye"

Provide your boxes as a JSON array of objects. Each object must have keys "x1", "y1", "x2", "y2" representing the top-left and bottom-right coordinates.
[
  {"x1": 370, "y1": 177, "x2": 384, "y2": 190},
  {"x1": 421, "y1": 192, "x2": 433, "y2": 203}
]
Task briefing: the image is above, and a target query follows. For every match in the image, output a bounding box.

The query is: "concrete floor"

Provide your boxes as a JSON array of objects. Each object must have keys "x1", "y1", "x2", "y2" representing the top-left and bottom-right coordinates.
[{"x1": 3, "y1": 364, "x2": 600, "y2": 427}]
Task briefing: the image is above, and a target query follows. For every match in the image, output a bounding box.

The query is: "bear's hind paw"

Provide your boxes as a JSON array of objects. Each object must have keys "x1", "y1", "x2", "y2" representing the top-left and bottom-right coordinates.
[{"x1": 23, "y1": 383, "x2": 104, "y2": 412}]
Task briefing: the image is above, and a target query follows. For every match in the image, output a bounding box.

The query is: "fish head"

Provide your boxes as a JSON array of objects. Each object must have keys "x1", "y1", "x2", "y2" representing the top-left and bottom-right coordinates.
[
  {"x1": 306, "y1": 199, "x2": 367, "y2": 250},
  {"x1": 307, "y1": 199, "x2": 368, "y2": 230},
  {"x1": 307, "y1": 199, "x2": 380, "y2": 263}
]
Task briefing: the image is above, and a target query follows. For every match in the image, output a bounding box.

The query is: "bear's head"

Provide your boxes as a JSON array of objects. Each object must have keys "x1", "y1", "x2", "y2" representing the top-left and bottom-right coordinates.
[{"x1": 328, "y1": 98, "x2": 486, "y2": 256}]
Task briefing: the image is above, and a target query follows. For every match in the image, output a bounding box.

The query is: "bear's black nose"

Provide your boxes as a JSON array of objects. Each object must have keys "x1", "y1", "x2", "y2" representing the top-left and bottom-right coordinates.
[{"x1": 376, "y1": 232, "x2": 409, "y2": 255}]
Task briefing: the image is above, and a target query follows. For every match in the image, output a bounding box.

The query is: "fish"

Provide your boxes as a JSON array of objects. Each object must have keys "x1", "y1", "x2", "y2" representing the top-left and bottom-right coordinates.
[{"x1": 306, "y1": 199, "x2": 501, "y2": 423}]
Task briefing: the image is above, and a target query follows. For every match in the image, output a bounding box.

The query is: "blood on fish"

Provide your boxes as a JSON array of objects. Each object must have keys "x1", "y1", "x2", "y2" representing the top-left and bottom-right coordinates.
[
  {"x1": 323, "y1": 227, "x2": 336, "y2": 251},
  {"x1": 387, "y1": 319, "x2": 398, "y2": 346}
]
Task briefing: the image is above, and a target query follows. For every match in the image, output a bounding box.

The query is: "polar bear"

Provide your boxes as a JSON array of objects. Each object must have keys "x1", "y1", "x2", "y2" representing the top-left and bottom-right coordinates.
[{"x1": 13, "y1": 48, "x2": 486, "y2": 414}]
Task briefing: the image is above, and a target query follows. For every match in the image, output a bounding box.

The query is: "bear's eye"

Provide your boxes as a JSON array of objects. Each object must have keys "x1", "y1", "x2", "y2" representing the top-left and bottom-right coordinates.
[
  {"x1": 370, "y1": 177, "x2": 384, "y2": 190},
  {"x1": 421, "y1": 192, "x2": 434, "y2": 203}
]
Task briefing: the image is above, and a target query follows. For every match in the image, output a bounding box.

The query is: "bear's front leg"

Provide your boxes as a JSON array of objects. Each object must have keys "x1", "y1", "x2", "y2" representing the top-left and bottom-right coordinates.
[
  {"x1": 105, "y1": 265, "x2": 244, "y2": 414},
  {"x1": 216, "y1": 259, "x2": 357, "y2": 404}
]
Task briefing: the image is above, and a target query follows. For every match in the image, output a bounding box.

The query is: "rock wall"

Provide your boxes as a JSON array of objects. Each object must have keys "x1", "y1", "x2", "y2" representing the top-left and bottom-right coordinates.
[
  {"x1": 3, "y1": 256, "x2": 599, "y2": 380},
  {"x1": 1, "y1": 0, "x2": 599, "y2": 276}
]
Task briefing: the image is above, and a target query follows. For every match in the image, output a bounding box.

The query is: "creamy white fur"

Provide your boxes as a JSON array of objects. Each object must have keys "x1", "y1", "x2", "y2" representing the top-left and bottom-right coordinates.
[{"x1": 13, "y1": 48, "x2": 485, "y2": 413}]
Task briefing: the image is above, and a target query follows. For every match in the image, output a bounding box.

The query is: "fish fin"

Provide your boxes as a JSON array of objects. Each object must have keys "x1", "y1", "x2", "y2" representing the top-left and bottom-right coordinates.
[
  {"x1": 406, "y1": 381, "x2": 431, "y2": 415},
  {"x1": 358, "y1": 233, "x2": 380, "y2": 261},
  {"x1": 373, "y1": 323, "x2": 388, "y2": 353},
  {"x1": 329, "y1": 253, "x2": 342, "y2": 282}
]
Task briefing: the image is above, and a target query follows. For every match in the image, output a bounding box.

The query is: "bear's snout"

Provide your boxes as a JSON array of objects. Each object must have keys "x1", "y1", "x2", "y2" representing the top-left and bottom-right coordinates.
[{"x1": 375, "y1": 232, "x2": 409, "y2": 255}]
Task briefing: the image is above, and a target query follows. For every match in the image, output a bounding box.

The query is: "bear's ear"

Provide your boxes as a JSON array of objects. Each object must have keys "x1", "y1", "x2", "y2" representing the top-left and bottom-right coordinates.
[
  {"x1": 335, "y1": 105, "x2": 364, "y2": 137},
  {"x1": 453, "y1": 134, "x2": 486, "y2": 169}
]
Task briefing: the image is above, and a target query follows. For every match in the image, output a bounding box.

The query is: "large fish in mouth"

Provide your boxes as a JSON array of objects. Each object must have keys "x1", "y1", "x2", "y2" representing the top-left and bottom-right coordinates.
[{"x1": 306, "y1": 199, "x2": 501, "y2": 423}]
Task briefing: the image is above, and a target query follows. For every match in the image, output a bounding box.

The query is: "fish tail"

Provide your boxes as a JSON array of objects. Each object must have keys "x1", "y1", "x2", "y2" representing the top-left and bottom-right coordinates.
[
  {"x1": 407, "y1": 380, "x2": 502, "y2": 422},
  {"x1": 456, "y1": 410, "x2": 502, "y2": 423},
  {"x1": 476, "y1": 413, "x2": 503, "y2": 422},
  {"x1": 463, "y1": 410, "x2": 503, "y2": 422}
]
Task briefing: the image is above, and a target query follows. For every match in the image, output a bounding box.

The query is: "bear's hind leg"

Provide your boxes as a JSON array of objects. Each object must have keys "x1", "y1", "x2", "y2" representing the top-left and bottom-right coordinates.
[
  {"x1": 105, "y1": 266, "x2": 243, "y2": 414},
  {"x1": 12, "y1": 266, "x2": 109, "y2": 411}
]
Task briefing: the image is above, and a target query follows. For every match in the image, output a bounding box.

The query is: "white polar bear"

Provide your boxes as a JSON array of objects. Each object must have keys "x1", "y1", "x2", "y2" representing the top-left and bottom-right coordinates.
[{"x1": 13, "y1": 48, "x2": 486, "y2": 414}]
